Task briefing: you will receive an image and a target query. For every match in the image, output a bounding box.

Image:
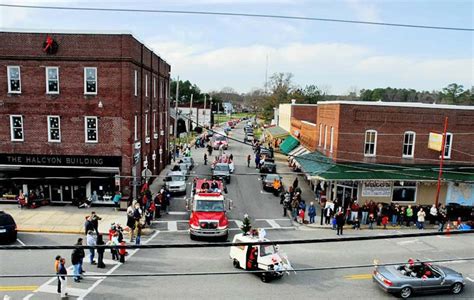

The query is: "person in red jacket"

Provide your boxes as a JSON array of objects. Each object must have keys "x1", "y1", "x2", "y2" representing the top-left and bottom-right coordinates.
[
  {"x1": 382, "y1": 215, "x2": 389, "y2": 229},
  {"x1": 118, "y1": 241, "x2": 127, "y2": 263}
]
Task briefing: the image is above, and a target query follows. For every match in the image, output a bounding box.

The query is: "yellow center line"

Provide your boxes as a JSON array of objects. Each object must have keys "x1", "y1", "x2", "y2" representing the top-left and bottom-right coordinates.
[
  {"x1": 344, "y1": 274, "x2": 373, "y2": 280},
  {"x1": 0, "y1": 285, "x2": 39, "y2": 291}
]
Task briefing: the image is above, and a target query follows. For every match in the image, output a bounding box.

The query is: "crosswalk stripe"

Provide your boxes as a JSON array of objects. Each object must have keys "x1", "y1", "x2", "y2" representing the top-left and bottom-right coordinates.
[
  {"x1": 168, "y1": 221, "x2": 178, "y2": 232},
  {"x1": 266, "y1": 219, "x2": 281, "y2": 228},
  {"x1": 234, "y1": 220, "x2": 243, "y2": 228},
  {"x1": 37, "y1": 285, "x2": 88, "y2": 297}
]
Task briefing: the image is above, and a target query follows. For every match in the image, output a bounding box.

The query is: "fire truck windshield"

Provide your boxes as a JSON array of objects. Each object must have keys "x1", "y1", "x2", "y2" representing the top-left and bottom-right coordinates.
[{"x1": 195, "y1": 200, "x2": 225, "y2": 212}]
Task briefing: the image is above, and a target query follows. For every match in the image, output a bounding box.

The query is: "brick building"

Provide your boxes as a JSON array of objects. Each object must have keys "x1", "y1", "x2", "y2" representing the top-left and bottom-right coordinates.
[
  {"x1": 0, "y1": 31, "x2": 171, "y2": 204},
  {"x1": 290, "y1": 101, "x2": 474, "y2": 206}
]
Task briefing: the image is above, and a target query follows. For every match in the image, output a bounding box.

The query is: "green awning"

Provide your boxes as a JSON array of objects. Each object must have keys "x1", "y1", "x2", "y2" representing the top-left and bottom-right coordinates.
[
  {"x1": 266, "y1": 126, "x2": 289, "y2": 139},
  {"x1": 279, "y1": 135, "x2": 299, "y2": 154},
  {"x1": 294, "y1": 152, "x2": 474, "y2": 182}
]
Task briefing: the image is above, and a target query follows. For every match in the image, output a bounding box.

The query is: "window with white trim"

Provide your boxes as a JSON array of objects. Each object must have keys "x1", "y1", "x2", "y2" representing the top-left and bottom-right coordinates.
[
  {"x1": 160, "y1": 79, "x2": 164, "y2": 99},
  {"x1": 134, "y1": 115, "x2": 138, "y2": 141},
  {"x1": 7, "y1": 66, "x2": 21, "y2": 93},
  {"x1": 153, "y1": 112, "x2": 156, "y2": 133},
  {"x1": 85, "y1": 117, "x2": 98, "y2": 143},
  {"x1": 145, "y1": 113, "x2": 148, "y2": 137},
  {"x1": 319, "y1": 124, "x2": 322, "y2": 146},
  {"x1": 324, "y1": 125, "x2": 328, "y2": 149},
  {"x1": 134, "y1": 70, "x2": 138, "y2": 96},
  {"x1": 402, "y1": 131, "x2": 416, "y2": 158},
  {"x1": 46, "y1": 67, "x2": 59, "y2": 94},
  {"x1": 48, "y1": 116, "x2": 61, "y2": 142},
  {"x1": 364, "y1": 130, "x2": 377, "y2": 157},
  {"x1": 84, "y1": 67, "x2": 97, "y2": 95},
  {"x1": 10, "y1": 115, "x2": 24, "y2": 141},
  {"x1": 165, "y1": 80, "x2": 169, "y2": 99},
  {"x1": 330, "y1": 127, "x2": 334, "y2": 153},
  {"x1": 145, "y1": 74, "x2": 148, "y2": 97},
  {"x1": 443, "y1": 133, "x2": 453, "y2": 159},
  {"x1": 153, "y1": 77, "x2": 156, "y2": 98}
]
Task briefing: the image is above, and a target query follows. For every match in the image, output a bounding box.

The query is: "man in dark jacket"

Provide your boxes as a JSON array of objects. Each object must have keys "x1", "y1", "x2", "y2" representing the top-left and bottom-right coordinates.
[
  {"x1": 90, "y1": 211, "x2": 102, "y2": 234},
  {"x1": 71, "y1": 238, "x2": 85, "y2": 282},
  {"x1": 84, "y1": 216, "x2": 95, "y2": 235},
  {"x1": 336, "y1": 208, "x2": 345, "y2": 236}
]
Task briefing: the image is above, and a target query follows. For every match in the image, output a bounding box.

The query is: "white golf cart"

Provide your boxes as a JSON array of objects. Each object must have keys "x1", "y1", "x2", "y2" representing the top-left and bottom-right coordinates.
[{"x1": 229, "y1": 231, "x2": 293, "y2": 282}]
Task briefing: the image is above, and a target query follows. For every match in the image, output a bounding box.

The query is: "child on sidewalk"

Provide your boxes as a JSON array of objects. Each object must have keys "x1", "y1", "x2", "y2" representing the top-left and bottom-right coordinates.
[
  {"x1": 382, "y1": 215, "x2": 389, "y2": 229},
  {"x1": 368, "y1": 213, "x2": 375, "y2": 229},
  {"x1": 118, "y1": 241, "x2": 127, "y2": 263},
  {"x1": 135, "y1": 223, "x2": 142, "y2": 245},
  {"x1": 352, "y1": 218, "x2": 360, "y2": 230}
]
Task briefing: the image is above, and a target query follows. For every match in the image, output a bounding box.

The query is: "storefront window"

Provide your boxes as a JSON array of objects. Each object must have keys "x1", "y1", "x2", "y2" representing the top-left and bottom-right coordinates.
[{"x1": 392, "y1": 181, "x2": 416, "y2": 202}]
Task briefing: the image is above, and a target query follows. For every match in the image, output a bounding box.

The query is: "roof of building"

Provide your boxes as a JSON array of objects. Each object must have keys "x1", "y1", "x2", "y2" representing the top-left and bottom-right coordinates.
[
  {"x1": 318, "y1": 101, "x2": 474, "y2": 110},
  {"x1": 266, "y1": 126, "x2": 289, "y2": 139}
]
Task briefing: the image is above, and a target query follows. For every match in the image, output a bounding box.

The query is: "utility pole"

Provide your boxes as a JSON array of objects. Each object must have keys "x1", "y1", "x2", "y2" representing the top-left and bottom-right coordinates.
[
  {"x1": 188, "y1": 92, "x2": 193, "y2": 144},
  {"x1": 210, "y1": 96, "x2": 213, "y2": 128},
  {"x1": 203, "y1": 94, "x2": 207, "y2": 126},
  {"x1": 173, "y1": 76, "x2": 179, "y2": 161}
]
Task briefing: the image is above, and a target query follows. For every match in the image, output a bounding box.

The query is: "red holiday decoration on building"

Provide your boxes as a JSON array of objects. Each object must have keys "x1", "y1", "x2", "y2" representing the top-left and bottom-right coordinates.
[{"x1": 42, "y1": 36, "x2": 58, "y2": 54}]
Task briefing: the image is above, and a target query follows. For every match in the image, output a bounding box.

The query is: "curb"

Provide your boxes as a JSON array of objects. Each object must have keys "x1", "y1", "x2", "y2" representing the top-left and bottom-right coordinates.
[{"x1": 18, "y1": 228, "x2": 156, "y2": 236}]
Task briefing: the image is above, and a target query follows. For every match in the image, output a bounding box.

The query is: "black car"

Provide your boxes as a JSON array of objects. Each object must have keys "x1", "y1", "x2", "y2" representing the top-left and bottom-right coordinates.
[
  {"x1": 0, "y1": 211, "x2": 17, "y2": 243},
  {"x1": 260, "y1": 148, "x2": 273, "y2": 159},
  {"x1": 261, "y1": 174, "x2": 283, "y2": 193},
  {"x1": 260, "y1": 161, "x2": 276, "y2": 174}
]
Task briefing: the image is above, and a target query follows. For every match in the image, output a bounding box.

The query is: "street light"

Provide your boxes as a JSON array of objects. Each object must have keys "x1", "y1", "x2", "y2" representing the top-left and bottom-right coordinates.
[
  {"x1": 188, "y1": 86, "x2": 193, "y2": 144},
  {"x1": 209, "y1": 96, "x2": 213, "y2": 128}
]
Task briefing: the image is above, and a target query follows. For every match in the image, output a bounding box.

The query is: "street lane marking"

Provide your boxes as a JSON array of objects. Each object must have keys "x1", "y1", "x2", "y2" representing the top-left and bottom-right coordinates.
[
  {"x1": 0, "y1": 285, "x2": 38, "y2": 291},
  {"x1": 466, "y1": 277, "x2": 474, "y2": 282},
  {"x1": 168, "y1": 221, "x2": 178, "y2": 232},
  {"x1": 344, "y1": 274, "x2": 373, "y2": 280},
  {"x1": 266, "y1": 219, "x2": 281, "y2": 229},
  {"x1": 23, "y1": 294, "x2": 33, "y2": 299},
  {"x1": 168, "y1": 211, "x2": 187, "y2": 215},
  {"x1": 397, "y1": 239, "x2": 418, "y2": 245},
  {"x1": 16, "y1": 238, "x2": 26, "y2": 246},
  {"x1": 38, "y1": 285, "x2": 87, "y2": 297},
  {"x1": 234, "y1": 220, "x2": 243, "y2": 228}
]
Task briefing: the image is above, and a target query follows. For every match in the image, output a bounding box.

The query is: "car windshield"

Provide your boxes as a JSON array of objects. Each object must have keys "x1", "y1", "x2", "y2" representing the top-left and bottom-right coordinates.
[
  {"x1": 264, "y1": 163, "x2": 275, "y2": 167},
  {"x1": 216, "y1": 135, "x2": 226, "y2": 141},
  {"x1": 195, "y1": 200, "x2": 225, "y2": 212},
  {"x1": 215, "y1": 165, "x2": 229, "y2": 171},
  {"x1": 265, "y1": 174, "x2": 280, "y2": 181},
  {"x1": 170, "y1": 175, "x2": 185, "y2": 181},
  {"x1": 259, "y1": 244, "x2": 276, "y2": 256}
]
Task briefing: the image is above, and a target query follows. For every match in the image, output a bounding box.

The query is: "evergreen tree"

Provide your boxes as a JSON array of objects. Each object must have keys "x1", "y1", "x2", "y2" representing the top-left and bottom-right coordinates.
[{"x1": 241, "y1": 214, "x2": 252, "y2": 235}]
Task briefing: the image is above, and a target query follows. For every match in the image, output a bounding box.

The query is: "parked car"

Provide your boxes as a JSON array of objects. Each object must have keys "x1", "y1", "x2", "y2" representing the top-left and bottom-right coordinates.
[
  {"x1": 0, "y1": 211, "x2": 17, "y2": 243},
  {"x1": 261, "y1": 174, "x2": 283, "y2": 193},
  {"x1": 182, "y1": 157, "x2": 195, "y2": 170},
  {"x1": 260, "y1": 148, "x2": 273, "y2": 159},
  {"x1": 244, "y1": 133, "x2": 254, "y2": 143},
  {"x1": 373, "y1": 259, "x2": 465, "y2": 299},
  {"x1": 260, "y1": 161, "x2": 276, "y2": 174}
]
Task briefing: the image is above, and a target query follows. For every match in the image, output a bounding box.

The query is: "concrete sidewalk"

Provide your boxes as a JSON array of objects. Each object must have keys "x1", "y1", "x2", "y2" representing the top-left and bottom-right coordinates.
[{"x1": 4, "y1": 204, "x2": 127, "y2": 235}]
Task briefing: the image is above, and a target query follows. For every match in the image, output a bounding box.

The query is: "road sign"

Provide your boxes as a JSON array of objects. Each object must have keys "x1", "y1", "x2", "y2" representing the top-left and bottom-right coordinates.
[{"x1": 141, "y1": 168, "x2": 152, "y2": 181}]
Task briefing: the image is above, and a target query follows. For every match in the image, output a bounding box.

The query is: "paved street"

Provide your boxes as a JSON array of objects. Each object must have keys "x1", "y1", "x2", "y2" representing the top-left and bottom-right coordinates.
[{"x1": 1, "y1": 122, "x2": 473, "y2": 299}]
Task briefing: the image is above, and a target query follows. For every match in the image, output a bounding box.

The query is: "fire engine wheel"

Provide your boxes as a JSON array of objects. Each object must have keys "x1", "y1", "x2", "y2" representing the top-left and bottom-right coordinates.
[
  {"x1": 260, "y1": 273, "x2": 268, "y2": 283},
  {"x1": 221, "y1": 233, "x2": 229, "y2": 242},
  {"x1": 190, "y1": 234, "x2": 197, "y2": 241},
  {"x1": 233, "y1": 259, "x2": 240, "y2": 269}
]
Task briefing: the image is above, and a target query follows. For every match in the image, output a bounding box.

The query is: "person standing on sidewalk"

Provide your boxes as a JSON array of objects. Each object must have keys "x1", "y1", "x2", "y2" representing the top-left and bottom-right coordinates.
[
  {"x1": 90, "y1": 211, "x2": 102, "y2": 235},
  {"x1": 84, "y1": 216, "x2": 94, "y2": 236},
  {"x1": 438, "y1": 211, "x2": 447, "y2": 232},
  {"x1": 292, "y1": 177, "x2": 299, "y2": 190},
  {"x1": 96, "y1": 234, "x2": 106, "y2": 269},
  {"x1": 406, "y1": 205, "x2": 414, "y2": 226},
  {"x1": 204, "y1": 153, "x2": 208, "y2": 165},
  {"x1": 71, "y1": 238, "x2": 84, "y2": 282},
  {"x1": 55, "y1": 255, "x2": 61, "y2": 294},
  {"x1": 308, "y1": 202, "x2": 316, "y2": 224},
  {"x1": 247, "y1": 154, "x2": 251, "y2": 167},
  {"x1": 86, "y1": 230, "x2": 97, "y2": 265},
  {"x1": 417, "y1": 208, "x2": 426, "y2": 230},
  {"x1": 336, "y1": 208, "x2": 345, "y2": 236},
  {"x1": 135, "y1": 222, "x2": 142, "y2": 245},
  {"x1": 361, "y1": 202, "x2": 369, "y2": 225},
  {"x1": 58, "y1": 258, "x2": 68, "y2": 299}
]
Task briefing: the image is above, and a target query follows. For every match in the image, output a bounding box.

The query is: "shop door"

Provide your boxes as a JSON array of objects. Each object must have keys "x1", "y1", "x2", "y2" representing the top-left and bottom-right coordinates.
[
  {"x1": 51, "y1": 185, "x2": 62, "y2": 202},
  {"x1": 62, "y1": 185, "x2": 73, "y2": 202}
]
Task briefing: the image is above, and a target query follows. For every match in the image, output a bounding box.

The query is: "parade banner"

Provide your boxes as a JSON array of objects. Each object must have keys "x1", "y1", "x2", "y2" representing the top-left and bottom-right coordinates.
[
  {"x1": 362, "y1": 181, "x2": 392, "y2": 197},
  {"x1": 428, "y1": 132, "x2": 443, "y2": 151}
]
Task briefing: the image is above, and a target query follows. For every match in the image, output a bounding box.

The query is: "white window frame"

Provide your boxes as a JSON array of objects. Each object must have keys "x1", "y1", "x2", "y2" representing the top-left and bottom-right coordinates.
[
  {"x1": 47, "y1": 115, "x2": 61, "y2": 142},
  {"x1": 7, "y1": 66, "x2": 21, "y2": 94},
  {"x1": 319, "y1": 124, "x2": 322, "y2": 147},
  {"x1": 330, "y1": 127, "x2": 334, "y2": 153},
  {"x1": 84, "y1": 67, "x2": 98, "y2": 95},
  {"x1": 134, "y1": 115, "x2": 138, "y2": 141},
  {"x1": 134, "y1": 70, "x2": 138, "y2": 96},
  {"x1": 443, "y1": 133, "x2": 453, "y2": 159},
  {"x1": 364, "y1": 130, "x2": 377, "y2": 157},
  {"x1": 84, "y1": 116, "x2": 98, "y2": 143},
  {"x1": 402, "y1": 131, "x2": 416, "y2": 158},
  {"x1": 10, "y1": 115, "x2": 24, "y2": 141},
  {"x1": 160, "y1": 79, "x2": 164, "y2": 99},
  {"x1": 324, "y1": 125, "x2": 328, "y2": 149},
  {"x1": 45, "y1": 67, "x2": 59, "y2": 94},
  {"x1": 145, "y1": 74, "x2": 148, "y2": 97},
  {"x1": 153, "y1": 77, "x2": 156, "y2": 98},
  {"x1": 145, "y1": 113, "x2": 148, "y2": 137}
]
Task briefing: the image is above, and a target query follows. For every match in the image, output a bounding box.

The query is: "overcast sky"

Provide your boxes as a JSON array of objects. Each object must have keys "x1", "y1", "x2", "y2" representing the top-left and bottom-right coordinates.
[{"x1": 1, "y1": 0, "x2": 473, "y2": 94}]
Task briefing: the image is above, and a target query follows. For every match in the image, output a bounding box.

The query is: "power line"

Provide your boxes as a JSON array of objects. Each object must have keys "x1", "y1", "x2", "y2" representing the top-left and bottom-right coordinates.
[
  {"x1": 1, "y1": 257, "x2": 473, "y2": 278},
  {"x1": 0, "y1": 3, "x2": 473, "y2": 32},
  {"x1": 1, "y1": 230, "x2": 472, "y2": 250}
]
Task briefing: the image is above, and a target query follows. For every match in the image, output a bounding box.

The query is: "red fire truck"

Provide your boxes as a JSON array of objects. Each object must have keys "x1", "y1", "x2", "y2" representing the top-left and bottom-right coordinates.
[{"x1": 187, "y1": 178, "x2": 232, "y2": 241}]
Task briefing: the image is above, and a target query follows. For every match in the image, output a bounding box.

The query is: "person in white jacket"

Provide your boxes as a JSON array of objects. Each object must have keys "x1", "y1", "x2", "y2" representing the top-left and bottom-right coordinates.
[
  {"x1": 429, "y1": 204, "x2": 438, "y2": 224},
  {"x1": 417, "y1": 208, "x2": 426, "y2": 230},
  {"x1": 86, "y1": 230, "x2": 97, "y2": 265}
]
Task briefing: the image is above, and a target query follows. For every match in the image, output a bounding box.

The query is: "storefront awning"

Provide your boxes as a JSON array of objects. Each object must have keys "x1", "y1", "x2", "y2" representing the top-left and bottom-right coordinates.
[
  {"x1": 279, "y1": 135, "x2": 299, "y2": 154},
  {"x1": 266, "y1": 126, "x2": 289, "y2": 140},
  {"x1": 295, "y1": 151, "x2": 474, "y2": 182}
]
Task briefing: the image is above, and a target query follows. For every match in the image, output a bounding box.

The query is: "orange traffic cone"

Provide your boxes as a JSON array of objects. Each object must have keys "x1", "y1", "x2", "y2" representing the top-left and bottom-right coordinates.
[{"x1": 446, "y1": 223, "x2": 451, "y2": 237}]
